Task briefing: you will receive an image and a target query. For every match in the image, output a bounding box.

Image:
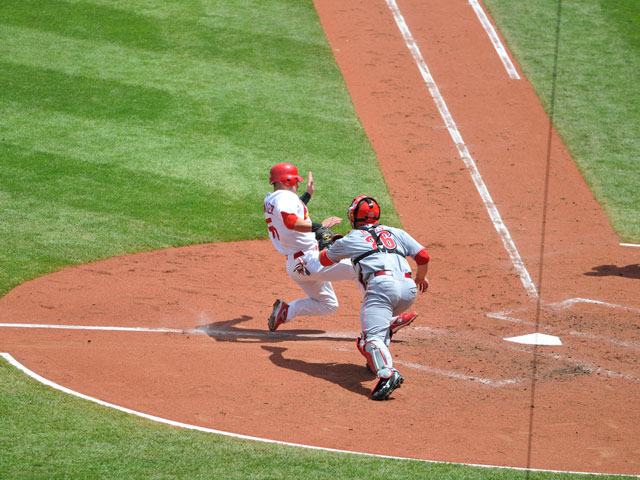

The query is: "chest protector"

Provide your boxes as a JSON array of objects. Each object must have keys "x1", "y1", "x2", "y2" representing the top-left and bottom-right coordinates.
[{"x1": 352, "y1": 225, "x2": 405, "y2": 266}]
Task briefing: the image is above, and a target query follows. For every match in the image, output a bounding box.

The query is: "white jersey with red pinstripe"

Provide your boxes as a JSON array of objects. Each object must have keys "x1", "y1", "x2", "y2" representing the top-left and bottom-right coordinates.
[
  {"x1": 264, "y1": 189, "x2": 357, "y2": 323},
  {"x1": 264, "y1": 190, "x2": 316, "y2": 256}
]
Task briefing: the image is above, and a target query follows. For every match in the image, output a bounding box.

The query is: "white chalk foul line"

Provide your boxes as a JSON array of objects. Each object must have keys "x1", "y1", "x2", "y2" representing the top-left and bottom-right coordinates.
[
  {"x1": 3, "y1": 322, "x2": 521, "y2": 385},
  {"x1": 385, "y1": 0, "x2": 537, "y2": 297},
  {"x1": 0, "y1": 323, "x2": 197, "y2": 334},
  {"x1": 0, "y1": 322, "x2": 357, "y2": 340},
  {"x1": 6, "y1": 317, "x2": 637, "y2": 380},
  {"x1": 620, "y1": 243, "x2": 640, "y2": 248},
  {"x1": 1, "y1": 353, "x2": 633, "y2": 477},
  {"x1": 468, "y1": 0, "x2": 520, "y2": 79},
  {"x1": 3, "y1": 321, "x2": 524, "y2": 387},
  {"x1": 0, "y1": 352, "x2": 405, "y2": 458}
]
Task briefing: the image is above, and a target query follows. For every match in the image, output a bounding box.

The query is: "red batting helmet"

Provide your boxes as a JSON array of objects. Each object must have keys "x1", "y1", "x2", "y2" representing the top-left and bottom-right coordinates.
[
  {"x1": 269, "y1": 163, "x2": 304, "y2": 186},
  {"x1": 348, "y1": 195, "x2": 381, "y2": 228}
]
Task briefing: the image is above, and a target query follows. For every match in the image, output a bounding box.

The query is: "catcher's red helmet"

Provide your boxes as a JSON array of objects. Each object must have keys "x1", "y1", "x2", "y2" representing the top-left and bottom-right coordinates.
[
  {"x1": 348, "y1": 195, "x2": 380, "y2": 228},
  {"x1": 269, "y1": 163, "x2": 304, "y2": 186}
]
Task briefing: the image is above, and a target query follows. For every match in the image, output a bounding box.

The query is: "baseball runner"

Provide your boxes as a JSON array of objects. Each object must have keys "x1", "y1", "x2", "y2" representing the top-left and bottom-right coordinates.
[
  {"x1": 264, "y1": 163, "x2": 357, "y2": 331},
  {"x1": 318, "y1": 195, "x2": 430, "y2": 400}
]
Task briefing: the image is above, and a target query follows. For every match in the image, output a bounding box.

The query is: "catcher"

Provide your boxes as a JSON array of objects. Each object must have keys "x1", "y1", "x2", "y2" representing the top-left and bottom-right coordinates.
[
  {"x1": 317, "y1": 195, "x2": 430, "y2": 400},
  {"x1": 264, "y1": 163, "x2": 356, "y2": 331}
]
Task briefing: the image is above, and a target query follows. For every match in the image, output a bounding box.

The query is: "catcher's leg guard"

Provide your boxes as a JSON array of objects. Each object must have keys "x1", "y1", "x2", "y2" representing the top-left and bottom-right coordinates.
[
  {"x1": 359, "y1": 337, "x2": 393, "y2": 379},
  {"x1": 357, "y1": 335, "x2": 403, "y2": 399},
  {"x1": 357, "y1": 335, "x2": 375, "y2": 373}
]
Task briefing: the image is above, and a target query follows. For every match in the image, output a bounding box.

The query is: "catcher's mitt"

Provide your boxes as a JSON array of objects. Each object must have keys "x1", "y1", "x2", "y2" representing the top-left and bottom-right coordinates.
[{"x1": 315, "y1": 226, "x2": 335, "y2": 250}]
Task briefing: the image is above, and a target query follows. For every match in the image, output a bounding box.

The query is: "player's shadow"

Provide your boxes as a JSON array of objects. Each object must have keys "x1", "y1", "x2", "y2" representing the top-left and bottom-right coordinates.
[
  {"x1": 261, "y1": 346, "x2": 373, "y2": 397},
  {"x1": 584, "y1": 264, "x2": 640, "y2": 280},
  {"x1": 196, "y1": 315, "x2": 355, "y2": 344}
]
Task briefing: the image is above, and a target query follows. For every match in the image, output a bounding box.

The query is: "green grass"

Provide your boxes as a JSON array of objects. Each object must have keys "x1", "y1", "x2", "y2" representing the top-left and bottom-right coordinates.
[
  {"x1": 0, "y1": 0, "x2": 396, "y2": 296},
  {"x1": 1, "y1": 359, "x2": 631, "y2": 480},
  {"x1": 0, "y1": 0, "x2": 639, "y2": 478},
  {"x1": 483, "y1": 0, "x2": 640, "y2": 242}
]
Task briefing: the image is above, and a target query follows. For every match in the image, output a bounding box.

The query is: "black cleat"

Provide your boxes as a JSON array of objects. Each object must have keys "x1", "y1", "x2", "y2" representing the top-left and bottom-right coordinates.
[{"x1": 370, "y1": 371, "x2": 404, "y2": 400}]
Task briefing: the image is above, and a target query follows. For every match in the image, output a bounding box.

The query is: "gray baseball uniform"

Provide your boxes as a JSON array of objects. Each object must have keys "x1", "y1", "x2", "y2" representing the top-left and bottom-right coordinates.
[{"x1": 324, "y1": 224, "x2": 424, "y2": 377}]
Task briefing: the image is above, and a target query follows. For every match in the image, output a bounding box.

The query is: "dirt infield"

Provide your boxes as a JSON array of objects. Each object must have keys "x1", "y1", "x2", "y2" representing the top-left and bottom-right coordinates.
[{"x1": 1, "y1": 0, "x2": 638, "y2": 475}]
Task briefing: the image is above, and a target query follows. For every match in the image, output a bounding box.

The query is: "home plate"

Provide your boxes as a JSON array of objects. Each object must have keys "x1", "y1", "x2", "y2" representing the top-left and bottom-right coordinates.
[{"x1": 504, "y1": 333, "x2": 562, "y2": 346}]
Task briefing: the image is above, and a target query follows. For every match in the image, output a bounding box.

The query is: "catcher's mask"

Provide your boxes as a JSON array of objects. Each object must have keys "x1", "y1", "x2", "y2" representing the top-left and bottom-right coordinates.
[
  {"x1": 348, "y1": 195, "x2": 380, "y2": 228},
  {"x1": 269, "y1": 163, "x2": 304, "y2": 187}
]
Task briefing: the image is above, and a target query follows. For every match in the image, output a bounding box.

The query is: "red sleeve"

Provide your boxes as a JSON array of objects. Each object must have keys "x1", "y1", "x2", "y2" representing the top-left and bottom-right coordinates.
[
  {"x1": 319, "y1": 250, "x2": 336, "y2": 266},
  {"x1": 414, "y1": 248, "x2": 430, "y2": 265},
  {"x1": 281, "y1": 212, "x2": 298, "y2": 230}
]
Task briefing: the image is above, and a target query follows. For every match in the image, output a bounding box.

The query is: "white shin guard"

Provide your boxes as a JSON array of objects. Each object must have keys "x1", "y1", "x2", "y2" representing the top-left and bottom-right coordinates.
[{"x1": 363, "y1": 338, "x2": 394, "y2": 378}]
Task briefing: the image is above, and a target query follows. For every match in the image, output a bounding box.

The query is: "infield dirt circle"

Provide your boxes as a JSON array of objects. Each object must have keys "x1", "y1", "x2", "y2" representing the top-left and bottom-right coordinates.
[{"x1": 1, "y1": 0, "x2": 639, "y2": 475}]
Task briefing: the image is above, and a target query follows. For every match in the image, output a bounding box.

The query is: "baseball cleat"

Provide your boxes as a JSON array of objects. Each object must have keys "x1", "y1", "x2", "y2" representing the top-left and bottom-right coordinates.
[
  {"x1": 390, "y1": 311, "x2": 418, "y2": 337},
  {"x1": 268, "y1": 299, "x2": 289, "y2": 331},
  {"x1": 370, "y1": 371, "x2": 404, "y2": 401}
]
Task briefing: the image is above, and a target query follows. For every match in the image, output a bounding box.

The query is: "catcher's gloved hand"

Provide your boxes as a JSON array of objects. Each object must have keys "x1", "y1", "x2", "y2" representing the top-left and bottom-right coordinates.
[
  {"x1": 293, "y1": 257, "x2": 311, "y2": 276},
  {"x1": 315, "y1": 226, "x2": 335, "y2": 251}
]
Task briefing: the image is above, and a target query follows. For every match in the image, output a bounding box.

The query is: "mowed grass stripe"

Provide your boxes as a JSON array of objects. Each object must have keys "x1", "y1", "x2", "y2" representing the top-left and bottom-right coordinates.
[
  {"x1": 0, "y1": 0, "x2": 394, "y2": 296},
  {"x1": 1, "y1": 0, "x2": 636, "y2": 479}
]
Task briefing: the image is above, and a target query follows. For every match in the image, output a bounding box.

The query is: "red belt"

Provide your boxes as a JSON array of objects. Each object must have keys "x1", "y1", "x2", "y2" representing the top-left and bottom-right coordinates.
[
  {"x1": 374, "y1": 271, "x2": 411, "y2": 278},
  {"x1": 290, "y1": 246, "x2": 317, "y2": 260}
]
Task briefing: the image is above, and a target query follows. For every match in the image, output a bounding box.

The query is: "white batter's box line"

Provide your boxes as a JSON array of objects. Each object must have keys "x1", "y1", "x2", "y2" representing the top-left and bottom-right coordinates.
[
  {"x1": 414, "y1": 318, "x2": 639, "y2": 355},
  {"x1": 396, "y1": 360, "x2": 522, "y2": 387},
  {"x1": 389, "y1": 328, "x2": 639, "y2": 384},
  {"x1": 486, "y1": 296, "x2": 640, "y2": 321},
  {"x1": 2, "y1": 353, "x2": 632, "y2": 477},
  {"x1": 485, "y1": 312, "x2": 526, "y2": 324},
  {"x1": 335, "y1": 346, "x2": 521, "y2": 387},
  {"x1": 486, "y1": 298, "x2": 640, "y2": 351},
  {"x1": 412, "y1": 319, "x2": 640, "y2": 382},
  {"x1": 548, "y1": 297, "x2": 640, "y2": 314},
  {"x1": 567, "y1": 330, "x2": 640, "y2": 351},
  {"x1": 506, "y1": 344, "x2": 640, "y2": 383},
  {"x1": 411, "y1": 325, "x2": 453, "y2": 336}
]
